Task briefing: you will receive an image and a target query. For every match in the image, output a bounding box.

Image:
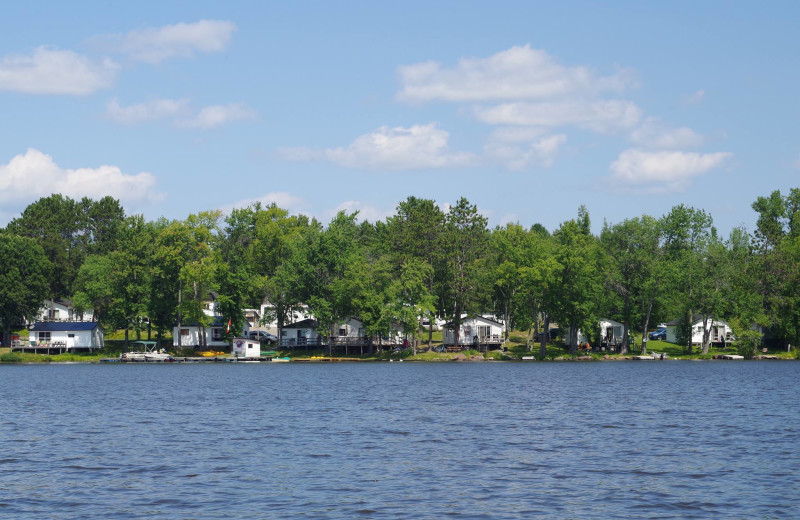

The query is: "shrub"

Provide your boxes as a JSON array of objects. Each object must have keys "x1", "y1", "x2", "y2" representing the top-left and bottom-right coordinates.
[
  {"x1": 736, "y1": 329, "x2": 761, "y2": 360},
  {"x1": 675, "y1": 314, "x2": 692, "y2": 353},
  {"x1": 0, "y1": 352, "x2": 23, "y2": 363}
]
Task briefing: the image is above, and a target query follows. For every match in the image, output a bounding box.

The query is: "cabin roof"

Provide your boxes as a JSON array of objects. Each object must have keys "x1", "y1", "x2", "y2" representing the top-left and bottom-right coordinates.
[
  {"x1": 444, "y1": 315, "x2": 504, "y2": 328},
  {"x1": 284, "y1": 318, "x2": 318, "y2": 329},
  {"x1": 665, "y1": 315, "x2": 729, "y2": 327},
  {"x1": 30, "y1": 321, "x2": 100, "y2": 331}
]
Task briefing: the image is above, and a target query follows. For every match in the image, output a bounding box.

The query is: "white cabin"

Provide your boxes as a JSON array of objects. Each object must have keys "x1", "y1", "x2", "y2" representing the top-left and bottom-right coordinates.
[
  {"x1": 443, "y1": 316, "x2": 504, "y2": 346},
  {"x1": 28, "y1": 322, "x2": 104, "y2": 350},
  {"x1": 35, "y1": 299, "x2": 94, "y2": 324},
  {"x1": 173, "y1": 317, "x2": 250, "y2": 348},
  {"x1": 260, "y1": 302, "x2": 313, "y2": 331},
  {"x1": 280, "y1": 318, "x2": 323, "y2": 347},
  {"x1": 599, "y1": 318, "x2": 625, "y2": 346},
  {"x1": 665, "y1": 316, "x2": 735, "y2": 345},
  {"x1": 232, "y1": 337, "x2": 261, "y2": 359},
  {"x1": 564, "y1": 327, "x2": 589, "y2": 347},
  {"x1": 332, "y1": 317, "x2": 365, "y2": 339}
]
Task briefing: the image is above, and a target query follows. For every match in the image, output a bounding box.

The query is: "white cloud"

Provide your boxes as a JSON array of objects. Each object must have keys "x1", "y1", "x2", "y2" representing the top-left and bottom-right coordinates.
[
  {"x1": 682, "y1": 89, "x2": 706, "y2": 105},
  {"x1": 397, "y1": 44, "x2": 636, "y2": 103},
  {"x1": 499, "y1": 213, "x2": 519, "y2": 226},
  {"x1": 220, "y1": 192, "x2": 306, "y2": 215},
  {"x1": 0, "y1": 148, "x2": 162, "y2": 206},
  {"x1": 278, "y1": 123, "x2": 478, "y2": 171},
  {"x1": 487, "y1": 126, "x2": 549, "y2": 143},
  {"x1": 176, "y1": 103, "x2": 256, "y2": 129},
  {"x1": 485, "y1": 133, "x2": 567, "y2": 170},
  {"x1": 106, "y1": 97, "x2": 190, "y2": 124},
  {"x1": 609, "y1": 148, "x2": 731, "y2": 191},
  {"x1": 0, "y1": 47, "x2": 117, "y2": 95},
  {"x1": 474, "y1": 100, "x2": 642, "y2": 133},
  {"x1": 110, "y1": 20, "x2": 237, "y2": 64},
  {"x1": 629, "y1": 117, "x2": 705, "y2": 149},
  {"x1": 106, "y1": 99, "x2": 255, "y2": 129},
  {"x1": 330, "y1": 201, "x2": 394, "y2": 223}
]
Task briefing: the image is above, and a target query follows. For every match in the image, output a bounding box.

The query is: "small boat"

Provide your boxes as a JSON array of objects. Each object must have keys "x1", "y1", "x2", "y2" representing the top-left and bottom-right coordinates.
[
  {"x1": 197, "y1": 350, "x2": 226, "y2": 357},
  {"x1": 120, "y1": 341, "x2": 174, "y2": 362}
]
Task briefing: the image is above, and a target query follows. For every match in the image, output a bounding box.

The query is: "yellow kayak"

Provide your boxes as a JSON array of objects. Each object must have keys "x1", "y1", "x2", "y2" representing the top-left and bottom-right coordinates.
[{"x1": 198, "y1": 350, "x2": 226, "y2": 357}]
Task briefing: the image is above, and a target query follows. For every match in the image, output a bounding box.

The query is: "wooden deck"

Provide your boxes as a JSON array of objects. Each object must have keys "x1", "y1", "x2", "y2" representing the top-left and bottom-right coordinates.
[
  {"x1": 442, "y1": 334, "x2": 504, "y2": 352},
  {"x1": 10, "y1": 341, "x2": 101, "y2": 355},
  {"x1": 278, "y1": 337, "x2": 399, "y2": 355}
]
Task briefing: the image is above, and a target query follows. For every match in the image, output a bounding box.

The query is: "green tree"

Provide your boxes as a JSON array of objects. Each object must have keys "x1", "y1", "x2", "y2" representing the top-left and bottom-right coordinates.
[
  {"x1": 305, "y1": 211, "x2": 362, "y2": 351},
  {"x1": 490, "y1": 223, "x2": 528, "y2": 341},
  {"x1": 0, "y1": 234, "x2": 51, "y2": 346},
  {"x1": 516, "y1": 226, "x2": 560, "y2": 357},
  {"x1": 385, "y1": 197, "x2": 446, "y2": 348},
  {"x1": 660, "y1": 204, "x2": 713, "y2": 353},
  {"x1": 245, "y1": 204, "x2": 318, "y2": 342},
  {"x1": 443, "y1": 197, "x2": 489, "y2": 346},
  {"x1": 148, "y1": 220, "x2": 194, "y2": 348},
  {"x1": 751, "y1": 189, "x2": 800, "y2": 347},
  {"x1": 388, "y1": 258, "x2": 437, "y2": 353},
  {"x1": 552, "y1": 207, "x2": 602, "y2": 354},
  {"x1": 600, "y1": 215, "x2": 661, "y2": 354},
  {"x1": 110, "y1": 215, "x2": 155, "y2": 345},
  {"x1": 7, "y1": 195, "x2": 126, "y2": 301},
  {"x1": 72, "y1": 254, "x2": 114, "y2": 324}
]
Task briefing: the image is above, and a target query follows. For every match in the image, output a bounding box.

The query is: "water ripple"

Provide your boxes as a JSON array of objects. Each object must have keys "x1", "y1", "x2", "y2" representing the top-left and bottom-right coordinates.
[{"x1": 0, "y1": 362, "x2": 798, "y2": 519}]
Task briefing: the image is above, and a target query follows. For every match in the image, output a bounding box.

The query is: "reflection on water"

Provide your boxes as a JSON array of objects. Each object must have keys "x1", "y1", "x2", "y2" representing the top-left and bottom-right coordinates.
[{"x1": 1, "y1": 362, "x2": 798, "y2": 519}]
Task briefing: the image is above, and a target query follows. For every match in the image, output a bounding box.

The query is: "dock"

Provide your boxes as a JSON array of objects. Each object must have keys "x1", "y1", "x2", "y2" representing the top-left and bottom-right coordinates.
[{"x1": 99, "y1": 356, "x2": 290, "y2": 363}]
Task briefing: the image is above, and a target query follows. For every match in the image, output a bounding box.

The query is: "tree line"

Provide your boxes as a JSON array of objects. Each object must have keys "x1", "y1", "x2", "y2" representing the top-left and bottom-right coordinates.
[{"x1": 2, "y1": 190, "x2": 799, "y2": 356}]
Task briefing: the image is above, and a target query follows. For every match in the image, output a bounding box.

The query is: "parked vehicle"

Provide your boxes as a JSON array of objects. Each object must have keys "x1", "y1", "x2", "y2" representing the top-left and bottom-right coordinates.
[
  {"x1": 248, "y1": 330, "x2": 277, "y2": 343},
  {"x1": 648, "y1": 327, "x2": 667, "y2": 341},
  {"x1": 536, "y1": 328, "x2": 561, "y2": 342}
]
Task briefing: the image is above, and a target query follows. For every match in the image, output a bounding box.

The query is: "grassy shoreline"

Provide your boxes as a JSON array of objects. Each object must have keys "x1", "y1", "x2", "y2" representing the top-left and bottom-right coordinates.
[{"x1": 1, "y1": 338, "x2": 796, "y2": 364}]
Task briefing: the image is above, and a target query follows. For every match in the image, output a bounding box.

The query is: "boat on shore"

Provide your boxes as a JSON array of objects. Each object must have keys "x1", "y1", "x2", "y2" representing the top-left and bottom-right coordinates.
[{"x1": 120, "y1": 341, "x2": 174, "y2": 362}]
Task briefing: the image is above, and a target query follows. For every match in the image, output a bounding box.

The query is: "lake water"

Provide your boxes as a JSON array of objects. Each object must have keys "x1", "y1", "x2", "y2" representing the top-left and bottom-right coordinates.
[{"x1": 1, "y1": 361, "x2": 798, "y2": 519}]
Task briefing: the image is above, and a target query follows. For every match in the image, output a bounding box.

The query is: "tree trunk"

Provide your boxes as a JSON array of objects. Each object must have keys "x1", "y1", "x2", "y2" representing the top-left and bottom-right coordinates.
[
  {"x1": 503, "y1": 301, "x2": 510, "y2": 341},
  {"x1": 526, "y1": 324, "x2": 533, "y2": 351},
  {"x1": 641, "y1": 298, "x2": 653, "y2": 354},
  {"x1": 569, "y1": 324, "x2": 578, "y2": 355},
  {"x1": 427, "y1": 312, "x2": 433, "y2": 349},
  {"x1": 453, "y1": 304, "x2": 462, "y2": 348},
  {"x1": 540, "y1": 315, "x2": 549, "y2": 358},
  {"x1": 621, "y1": 293, "x2": 631, "y2": 355},
  {"x1": 177, "y1": 282, "x2": 182, "y2": 350}
]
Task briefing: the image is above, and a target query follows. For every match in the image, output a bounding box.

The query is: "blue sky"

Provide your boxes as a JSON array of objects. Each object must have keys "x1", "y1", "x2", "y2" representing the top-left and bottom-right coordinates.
[{"x1": 1, "y1": 1, "x2": 798, "y2": 235}]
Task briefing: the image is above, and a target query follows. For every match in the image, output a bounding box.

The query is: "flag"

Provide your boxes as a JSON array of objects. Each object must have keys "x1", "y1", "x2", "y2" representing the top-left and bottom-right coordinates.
[{"x1": 226, "y1": 317, "x2": 231, "y2": 333}]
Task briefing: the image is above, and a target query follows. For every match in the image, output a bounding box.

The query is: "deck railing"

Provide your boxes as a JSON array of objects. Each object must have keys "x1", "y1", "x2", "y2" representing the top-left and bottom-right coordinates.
[{"x1": 443, "y1": 333, "x2": 504, "y2": 346}]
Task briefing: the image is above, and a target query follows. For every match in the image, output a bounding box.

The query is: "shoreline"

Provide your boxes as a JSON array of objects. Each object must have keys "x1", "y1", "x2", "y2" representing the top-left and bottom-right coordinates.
[{"x1": 1, "y1": 354, "x2": 795, "y2": 365}]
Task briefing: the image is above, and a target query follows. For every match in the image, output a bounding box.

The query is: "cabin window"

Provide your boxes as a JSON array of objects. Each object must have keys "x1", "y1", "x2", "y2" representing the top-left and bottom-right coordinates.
[
  {"x1": 48, "y1": 309, "x2": 59, "y2": 319},
  {"x1": 478, "y1": 326, "x2": 490, "y2": 337},
  {"x1": 180, "y1": 328, "x2": 190, "y2": 336},
  {"x1": 339, "y1": 327, "x2": 347, "y2": 336},
  {"x1": 212, "y1": 328, "x2": 223, "y2": 340},
  {"x1": 68, "y1": 334, "x2": 75, "y2": 338},
  {"x1": 281, "y1": 330, "x2": 288, "y2": 337},
  {"x1": 39, "y1": 332, "x2": 51, "y2": 342}
]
